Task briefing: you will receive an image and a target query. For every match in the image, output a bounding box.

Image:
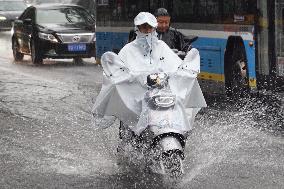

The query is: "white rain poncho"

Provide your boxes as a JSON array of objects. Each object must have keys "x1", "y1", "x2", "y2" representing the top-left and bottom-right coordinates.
[
  {"x1": 92, "y1": 48, "x2": 206, "y2": 134},
  {"x1": 92, "y1": 12, "x2": 206, "y2": 134}
]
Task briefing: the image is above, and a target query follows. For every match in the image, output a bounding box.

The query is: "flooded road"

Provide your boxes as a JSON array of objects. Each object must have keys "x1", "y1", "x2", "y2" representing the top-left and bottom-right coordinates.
[{"x1": 0, "y1": 30, "x2": 283, "y2": 188}]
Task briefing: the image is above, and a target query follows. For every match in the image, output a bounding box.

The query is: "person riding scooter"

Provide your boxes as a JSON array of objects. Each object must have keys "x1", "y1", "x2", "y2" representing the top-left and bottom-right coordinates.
[
  {"x1": 94, "y1": 11, "x2": 203, "y2": 127},
  {"x1": 92, "y1": 12, "x2": 206, "y2": 176},
  {"x1": 120, "y1": 12, "x2": 183, "y2": 74},
  {"x1": 128, "y1": 8, "x2": 191, "y2": 52}
]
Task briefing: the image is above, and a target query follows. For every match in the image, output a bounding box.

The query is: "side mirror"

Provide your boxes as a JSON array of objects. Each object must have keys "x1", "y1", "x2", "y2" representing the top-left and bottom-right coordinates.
[
  {"x1": 184, "y1": 35, "x2": 198, "y2": 44},
  {"x1": 90, "y1": 13, "x2": 95, "y2": 18},
  {"x1": 23, "y1": 18, "x2": 32, "y2": 25}
]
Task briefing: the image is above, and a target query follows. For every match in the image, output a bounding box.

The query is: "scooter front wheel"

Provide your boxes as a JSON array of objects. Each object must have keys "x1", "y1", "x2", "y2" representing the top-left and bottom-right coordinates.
[{"x1": 161, "y1": 152, "x2": 184, "y2": 178}]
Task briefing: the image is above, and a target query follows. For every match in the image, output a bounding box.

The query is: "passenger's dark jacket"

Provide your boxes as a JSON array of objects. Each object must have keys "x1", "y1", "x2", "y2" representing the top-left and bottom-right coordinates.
[
  {"x1": 157, "y1": 27, "x2": 187, "y2": 51},
  {"x1": 128, "y1": 27, "x2": 189, "y2": 52}
]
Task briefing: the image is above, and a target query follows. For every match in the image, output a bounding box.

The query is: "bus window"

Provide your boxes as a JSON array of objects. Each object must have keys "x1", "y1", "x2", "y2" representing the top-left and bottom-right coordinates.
[
  {"x1": 96, "y1": 0, "x2": 151, "y2": 24},
  {"x1": 282, "y1": 8, "x2": 284, "y2": 34},
  {"x1": 97, "y1": 0, "x2": 108, "y2": 6},
  {"x1": 165, "y1": 0, "x2": 256, "y2": 24},
  {"x1": 276, "y1": 6, "x2": 284, "y2": 57}
]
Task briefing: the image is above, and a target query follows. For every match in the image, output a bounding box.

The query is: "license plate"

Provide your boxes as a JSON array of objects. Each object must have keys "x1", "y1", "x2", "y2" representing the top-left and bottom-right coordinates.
[{"x1": 68, "y1": 44, "x2": 86, "y2": 52}]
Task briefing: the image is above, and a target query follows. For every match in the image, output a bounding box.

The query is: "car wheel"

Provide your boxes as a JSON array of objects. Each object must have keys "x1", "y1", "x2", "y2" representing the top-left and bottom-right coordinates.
[
  {"x1": 31, "y1": 39, "x2": 43, "y2": 65},
  {"x1": 73, "y1": 57, "x2": 84, "y2": 65},
  {"x1": 12, "y1": 38, "x2": 24, "y2": 62}
]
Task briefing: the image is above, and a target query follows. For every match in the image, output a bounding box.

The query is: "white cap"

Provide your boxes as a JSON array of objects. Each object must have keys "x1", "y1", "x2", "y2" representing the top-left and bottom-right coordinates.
[{"x1": 134, "y1": 12, "x2": 158, "y2": 28}]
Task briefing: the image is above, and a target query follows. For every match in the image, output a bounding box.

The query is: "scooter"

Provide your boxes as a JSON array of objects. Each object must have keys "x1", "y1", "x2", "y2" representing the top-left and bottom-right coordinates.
[
  {"x1": 93, "y1": 45, "x2": 205, "y2": 178},
  {"x1": 118, "y1": 72, "x2": 191, "y2": 177}
]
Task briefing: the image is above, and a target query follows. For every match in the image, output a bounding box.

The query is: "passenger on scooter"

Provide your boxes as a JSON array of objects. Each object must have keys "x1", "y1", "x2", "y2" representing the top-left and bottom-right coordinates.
[
  {"x1": 155, "y1": 8, "x2": 188, "y2": 51},
  {"x1": 128, "y1": 8, "x2": 189, "y2": 52}
]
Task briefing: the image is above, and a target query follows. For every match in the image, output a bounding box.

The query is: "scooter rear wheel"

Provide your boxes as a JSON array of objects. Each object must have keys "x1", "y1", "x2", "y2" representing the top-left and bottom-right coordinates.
[{"x1": 119, "y1": 121, "x2": 135, "y2": 142}]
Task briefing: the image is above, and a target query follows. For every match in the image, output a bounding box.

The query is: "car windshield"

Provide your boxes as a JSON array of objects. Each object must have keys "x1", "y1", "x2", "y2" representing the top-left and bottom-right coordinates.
[
  {"x1": 0, "y1": 1, "x2": 26, "y2": 11},
  {"x1": 36, "y1": 7, "x2": 95, "y2": 25},
  {"x1": 35, "y1": 0, "x2": 63, "y2": 4}
]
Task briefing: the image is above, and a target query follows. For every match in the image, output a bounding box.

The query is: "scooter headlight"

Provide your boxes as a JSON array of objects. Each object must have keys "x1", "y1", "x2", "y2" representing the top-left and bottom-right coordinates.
[{"x1": 154, "y1": 96, "x2": 175, "y2": 107}]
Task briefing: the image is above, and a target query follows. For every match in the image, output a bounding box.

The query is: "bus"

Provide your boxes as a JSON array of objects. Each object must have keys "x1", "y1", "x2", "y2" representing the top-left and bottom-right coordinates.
[{"x1": 95, "y1": 0, "x2": 284, "y2": 95}]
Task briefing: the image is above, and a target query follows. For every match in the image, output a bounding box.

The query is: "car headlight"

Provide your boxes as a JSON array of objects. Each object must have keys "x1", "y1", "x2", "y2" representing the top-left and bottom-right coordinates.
[
  {"x1": 0, "y1": 16, "x2": 7, "y2": 21},
  {"x1": 154, "y1": 96, "x2": 175, "y2": 108},
  {"x1": 38, "y1": 32, "x2": 58, "y2": 43},
  {"x1": 10, "y1": 27, "x2": 14, "y2": 36},
  {"x1": 92, "y1": 33, "x2": 96, "y2": 42}
]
